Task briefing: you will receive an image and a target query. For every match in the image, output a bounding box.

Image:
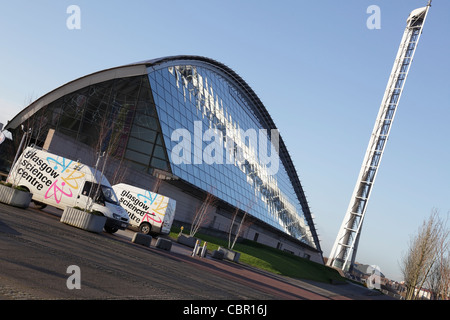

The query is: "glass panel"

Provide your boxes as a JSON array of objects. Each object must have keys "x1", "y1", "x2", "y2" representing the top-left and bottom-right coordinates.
[
  {"x1": 136, "y1": 101, "x2": 156, "y2": 117},
  {"x1": 152, "y1": 145, "x2": 165, "y2": 159},
  {"x1": 130, "y1": 125, "x2": 158, "y2": 143},
  {"x1": 124, "y1": 149, "x2": 150, "y2": 165},
  {"x1": 127, "y1": 137, "x2": 154, "y2": 154},
  {"x1": 150, "y1": 157, "x2": 169, "y2": 171},
  {"x1": 126, "y1": 160, "x2": 147, "y2": 172},
  {"x1": 134, "y1": 114, "x2": 158, "y2": 129},
  {"x1": 113, "y1": 76, "x2": 141, "y2": 98},
  {"x1": 147, "y1": 63, "x2": 316, "y2": 248},
  {"x1": 58, "y1": 116, "x2": 81, "y2": 133}
]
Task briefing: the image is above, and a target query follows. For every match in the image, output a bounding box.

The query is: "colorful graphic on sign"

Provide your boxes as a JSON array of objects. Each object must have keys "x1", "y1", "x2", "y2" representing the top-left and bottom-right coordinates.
[
  {"x1": 15, "y1": 150, "x2": 85, "y2": 204},
  {"x1": 113, "y1": 183, "x2": 176, "y2": 234}
]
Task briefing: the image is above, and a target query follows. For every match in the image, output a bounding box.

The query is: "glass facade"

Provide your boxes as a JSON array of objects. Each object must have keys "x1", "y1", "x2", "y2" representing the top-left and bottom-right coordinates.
[
  {"x1": 147, "y1": 62, "x2": 316, "y2": 248},
  {"x1": 11, "y1": 57, "x2": 318, "y2": 250},
  {"x1": 25, "y1": 75, "x2": 171, "y2": 174}
]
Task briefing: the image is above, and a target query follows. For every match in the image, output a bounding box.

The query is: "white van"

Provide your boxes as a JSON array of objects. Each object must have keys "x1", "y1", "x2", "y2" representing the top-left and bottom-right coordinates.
[
  {"x1": 112, "y1": 183, "x2": 176, "y2": 235},
  {"x1": 7, "y1": 146, "x2": 129, "y2": 233}
]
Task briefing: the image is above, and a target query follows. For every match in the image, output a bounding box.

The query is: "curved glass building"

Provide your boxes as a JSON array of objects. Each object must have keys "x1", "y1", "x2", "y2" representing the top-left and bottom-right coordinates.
[{"x1": 4, "y1": 56, "x2": 322, "y2": 261}]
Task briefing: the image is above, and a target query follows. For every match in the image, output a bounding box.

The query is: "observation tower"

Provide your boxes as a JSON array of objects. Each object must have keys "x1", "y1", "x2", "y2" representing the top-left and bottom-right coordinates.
[{"x1": 327, "y1": 3, "x2": 431, "y2": 271}]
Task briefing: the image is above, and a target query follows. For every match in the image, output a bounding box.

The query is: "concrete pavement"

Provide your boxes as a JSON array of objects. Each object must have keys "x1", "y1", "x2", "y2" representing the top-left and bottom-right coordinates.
[{"x1": 0, "y1": 202, "x2": 394, "y2": 300}]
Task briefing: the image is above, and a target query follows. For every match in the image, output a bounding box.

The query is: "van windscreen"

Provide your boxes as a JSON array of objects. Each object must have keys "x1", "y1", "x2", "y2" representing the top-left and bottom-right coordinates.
[{"x1": 82, "y1": 181, "x2": 119, "y2": 205}]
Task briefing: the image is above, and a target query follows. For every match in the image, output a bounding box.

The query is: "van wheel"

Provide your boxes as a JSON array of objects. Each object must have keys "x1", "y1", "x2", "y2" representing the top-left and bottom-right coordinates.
[
  {"x1": 33, "y1": 200, "x2": 47, "y2": 209},
  {"x1": 104, "y1": 225, "x2": 118, "y2": 233},
  {"x1": 139, "y1": 222, "x2": 152, "y2": 235},
  {"x1": 18, "y1": 186, "x2": 30, "y2": 193}
]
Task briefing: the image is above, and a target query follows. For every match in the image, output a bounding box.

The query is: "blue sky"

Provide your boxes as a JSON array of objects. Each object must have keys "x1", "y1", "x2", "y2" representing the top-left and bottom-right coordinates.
[{"x1": 1, "y1": 0, "x2": 449, "y2": 282}]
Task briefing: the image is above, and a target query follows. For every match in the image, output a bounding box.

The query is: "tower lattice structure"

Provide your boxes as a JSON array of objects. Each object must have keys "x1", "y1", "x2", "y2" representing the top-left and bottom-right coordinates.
[{"x1": 327, "y1": 3, "x2": 431, "y2": 272}]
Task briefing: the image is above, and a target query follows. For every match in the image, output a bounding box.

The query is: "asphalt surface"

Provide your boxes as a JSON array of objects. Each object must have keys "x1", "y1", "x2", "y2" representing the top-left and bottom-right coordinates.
[{"x1": 0, "y1": 201, "x2": 394, "y2": 302}]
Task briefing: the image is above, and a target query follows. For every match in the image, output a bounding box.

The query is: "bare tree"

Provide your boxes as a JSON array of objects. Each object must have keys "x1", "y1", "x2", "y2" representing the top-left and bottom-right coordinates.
[
  {"x1": 85, "y1": 103, "x2": 130, "y2": 211},
  {"x1": 439, "y1": 248, "x2": 450, "y2": 300},
  {"x1": 228, "y1": 209, "x2": 248, "y2": 251},
  {"x1": 426, "y1": 232, "x2": 450, "y2": 300},
  {"x1": 400, "y1": 209, "x2": 449, "y2": 300},
  {"x1": 227, "y1": 199, "x2": 255, "y2": 250},
  {"x1": 228, "y1": 206, "x2": 241, "y2": 250},
  {"x1": 110, "y1": 157, "x2": 128, "y2": 186},
  {"x1": 189, "y1": 192, "x2": 216, "y2": 237}
]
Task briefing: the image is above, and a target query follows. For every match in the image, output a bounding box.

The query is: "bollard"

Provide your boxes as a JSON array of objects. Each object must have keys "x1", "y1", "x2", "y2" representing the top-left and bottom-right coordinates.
[
  {"x1": 200, "y1": 241, "x2": 208, "y2": 258},
  {"x1": 211, "y1": 249, "x2": 224, "y2": 260},
  {"x1": 192, "y1": 239, "x2": 200, "y2": 257},
  {"x1": 155, "y1": 237, "x2": 172, "y2": 251},
  {"x1": 132, "y1": 233, "x2": 152, "y2": 247},
  {"x1": 178, "y1": 226, "x2": 184, "y2": 237}
]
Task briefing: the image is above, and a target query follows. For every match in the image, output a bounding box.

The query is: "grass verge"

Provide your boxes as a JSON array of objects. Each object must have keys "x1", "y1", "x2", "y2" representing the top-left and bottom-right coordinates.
[{"x1": 169, "y1": 228, "x2": 345, "y2": 284}]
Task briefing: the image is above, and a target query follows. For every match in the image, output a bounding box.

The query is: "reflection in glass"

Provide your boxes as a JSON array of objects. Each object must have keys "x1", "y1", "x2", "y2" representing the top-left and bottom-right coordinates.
[{"x1": 148, "y1": 64, "x2": 316, "y2": 248}]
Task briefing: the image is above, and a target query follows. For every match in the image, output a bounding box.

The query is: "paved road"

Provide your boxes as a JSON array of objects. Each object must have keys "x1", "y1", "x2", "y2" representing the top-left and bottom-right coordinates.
[{"x1": 0, "y1": 202, "x2": 393, "y2": 301}]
